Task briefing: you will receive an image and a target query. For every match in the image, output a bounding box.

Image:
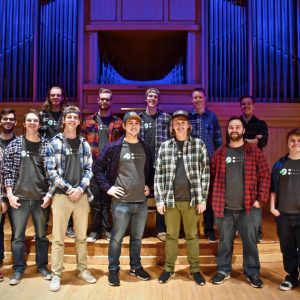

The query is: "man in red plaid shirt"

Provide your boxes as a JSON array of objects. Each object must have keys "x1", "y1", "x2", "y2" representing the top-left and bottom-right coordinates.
[{"x1": 210, "y1": 116, "x2": 270, "y2": 288}]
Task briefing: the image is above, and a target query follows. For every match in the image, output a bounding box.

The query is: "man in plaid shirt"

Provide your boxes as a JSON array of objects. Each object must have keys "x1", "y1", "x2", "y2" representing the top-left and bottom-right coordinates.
[
  {"x1": 210, "y1": 116, "x2": 270, "y2": 288},
  {"x1": 155, "y1": 110, "x2": 210, "y2": 285},
  {"x1": 139, "y1": 88, "x2": 171, "y2": 241},
  {"x1": 82, "y1": 88, "x2": 123, "y2": 242},
  {"x1": 189, "y1": 88, "x2": 222, "y2": 243}
]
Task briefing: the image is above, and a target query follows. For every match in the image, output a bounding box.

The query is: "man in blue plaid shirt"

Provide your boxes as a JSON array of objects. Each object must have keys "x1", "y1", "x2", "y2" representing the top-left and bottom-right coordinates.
[
  {"x1": 188, "y1": 88, "x2": 222, "y2": 242},
  {"x1": 155, "y1": 110, "x2": 210, "y2": 285}
]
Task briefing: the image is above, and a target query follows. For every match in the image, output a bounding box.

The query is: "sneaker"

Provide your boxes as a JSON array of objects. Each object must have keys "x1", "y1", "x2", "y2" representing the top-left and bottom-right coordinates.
[
  {"x1": 247, "y1": 274, "x2": 263, "y2": 288},
  {"x1": 158, "y1": 271, "x2": 175, "y2": 283},
  {"x1": 157, "y1": 232, "x2": 167, "y2": 242},
  {"x1": 66, "y1": 227, "x2": 75, "y2": 238},
  {"x1": 189, "y1": 272, "x2": 206, "y2": 285},
  {"x1": 0, "y1": 271, "x2": 4, "y2": 282},
  {"x1": 211, "y1": 272, "x2": 230, "y2": 284},
  {"x1": 102, "y1": 231, "x2": 111, "y2": 241},
  {"x1": 9, "y1": 271, "x2": 22, "y2": 285},
  {"x1": 87, "y1": 232, "x2": 99, "y2": 243},
  {"x1": 279, "y1": 280, "x2": 295, "y2": 291},
  {"x1": 207, "y1": 233, "x2": 217, "y2": 243},
  {"x1": 108, "y1": 270, "x2": 120, "y2": 286},
  {"x1": 49, "y1": 275, "x2": 60, "y2": 292},
  {"x1": 39, "y1": 267, "x2": 51, "y2": 280},
  {"x1": 78, "y1": 269, "x2": 96, "y2": 284},
  {"x1": 130, "y1": 267, "x2": 151, "y2": 281}
]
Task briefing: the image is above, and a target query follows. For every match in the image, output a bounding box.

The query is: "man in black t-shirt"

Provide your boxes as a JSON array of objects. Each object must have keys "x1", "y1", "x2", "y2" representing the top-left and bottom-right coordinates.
[
  {"x1": 0, "y1": 108, "x2": 17, "y2": 270},
  {"x1": 240, "y1": 95, "x2": 269, "y2": 243},
  {"x1": 270, "y1": 128, "x2": 300, "y2": 291}
]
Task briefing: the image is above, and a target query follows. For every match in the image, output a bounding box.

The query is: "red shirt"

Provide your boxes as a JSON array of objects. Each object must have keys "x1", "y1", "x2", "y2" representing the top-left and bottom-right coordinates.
[{"x1": 210, "y1": 142, "x2": 270, "y2": 217}]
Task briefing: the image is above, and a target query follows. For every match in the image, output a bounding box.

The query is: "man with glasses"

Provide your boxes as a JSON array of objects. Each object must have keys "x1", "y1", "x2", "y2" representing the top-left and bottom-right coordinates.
[
  {"x1": 188, "y1": 88, "x2": 222, "y2": 242},
  {"x1": 0, "y1": 108, "x2": 17, "y2": 272},
  {"x1": 240, "y1": 96, "x2": 269, "y2": 242},
  {"x1": 82, "y1": 88, "x2": 123, "y2": 243},
  {"x1": 3, "y1": 110, "x2": 51, "y2": 285},
  {"x1": 46, "y1": 106, "x2": 96, "y2": 292}
]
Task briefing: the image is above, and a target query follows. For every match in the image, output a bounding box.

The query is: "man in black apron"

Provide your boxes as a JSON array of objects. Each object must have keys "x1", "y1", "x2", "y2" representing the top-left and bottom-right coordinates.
[{"x1": 3, "y1": 109, "x2": 51, "y2": 285}]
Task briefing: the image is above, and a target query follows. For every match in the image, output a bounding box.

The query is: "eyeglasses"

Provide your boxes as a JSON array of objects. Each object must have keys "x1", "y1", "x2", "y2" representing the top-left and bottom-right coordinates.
[
  {"x1": 50, "y1": 94, "x2": 62, "y2": 97},
  {"x1": 98, "y1": 98, "x2": 111, "y2": 102},
  {"x1": 26, "y1": 118, "x2": 39, "y2": 123},
  {"x1": 1, "y1": 117, "x2": 16, "y2": 121}
]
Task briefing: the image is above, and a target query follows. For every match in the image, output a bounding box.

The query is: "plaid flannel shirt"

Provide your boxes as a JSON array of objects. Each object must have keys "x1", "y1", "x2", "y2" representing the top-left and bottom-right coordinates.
[
  {"x1": 0, "y1": 148, "x2": 3, "y2": 203},
  {"x1": 2, "y1": 136, "x2": 49, "y2": 195},
  {"x1": 81, "y1": 112, "x2": 123, "y2": 161},
  {"x1": 210, "y1": 142, "x2": 270, "y2": 217},
  {"x1": 189, "y1": 109, "x2": 222, "y2": 159},
  {"x1": 45, "y1": 133, "x2": 93, "y2": 198},
  {"x1": 139, "y1": 110, "x2": 171, "y2": 160},
  {"x1": 154, "y1": 136, "x2": 210, "y2": 207}
]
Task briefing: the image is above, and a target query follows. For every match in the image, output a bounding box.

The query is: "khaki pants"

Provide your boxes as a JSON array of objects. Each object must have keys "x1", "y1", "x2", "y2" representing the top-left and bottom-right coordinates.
[
  {"x1": 164, "y1": 201, "x2": 200, "y2": 273},
  {"x1": 51, "y1": 193, "x2": 90, "y2": 276}
]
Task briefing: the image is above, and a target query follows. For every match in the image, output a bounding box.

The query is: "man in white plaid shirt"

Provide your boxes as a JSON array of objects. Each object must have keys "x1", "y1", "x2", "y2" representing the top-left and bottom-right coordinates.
[{"x1": 155, "y1": 110, "x2": 210, "y2": 285}]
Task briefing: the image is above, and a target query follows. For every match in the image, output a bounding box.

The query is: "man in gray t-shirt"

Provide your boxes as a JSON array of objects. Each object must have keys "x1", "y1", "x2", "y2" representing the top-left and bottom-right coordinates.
[{"x1": 93, "y1": 111, "x2": 153, "y2": 286}]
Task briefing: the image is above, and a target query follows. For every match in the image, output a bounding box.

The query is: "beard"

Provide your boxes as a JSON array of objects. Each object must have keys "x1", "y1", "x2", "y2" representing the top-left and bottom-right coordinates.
[
  {"x1": 229, "y1": 132, "x2": 243, "y2": 142},
  {"x1": 1, "y1": 127, "x2": 14, "y2": 134}
]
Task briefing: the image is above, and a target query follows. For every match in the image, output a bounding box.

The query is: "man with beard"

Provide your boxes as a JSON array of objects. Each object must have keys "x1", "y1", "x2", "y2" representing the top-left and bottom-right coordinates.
[
  {"x1": 82, "y1": 88, "x2": 123, "y2": 242},
  {"x1": 139, "y1": 88, "x2": 171, "y2": 241},
  {"x1": 0, "y1": 109, "x2": 17, "y2": 268},
  {"x1": 210, "y1": 116, "x2": 270, "y2": 288},
  {"x1": 188, "y1": 88, "x2": 222, "y2": 242},
  {"x1": 240, "y1": 96, "x2": 269, "y2": 242}
]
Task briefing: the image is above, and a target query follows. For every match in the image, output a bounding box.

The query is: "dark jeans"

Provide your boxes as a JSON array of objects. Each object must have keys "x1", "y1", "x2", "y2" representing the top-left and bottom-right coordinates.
[
  {"x1": 204, "y1": 202, "x2": 215, "y2": 236},
  {"x1": 215, "y1": 208, "x2": 261, "y2": 277},
  {"x1": 8, "y1": 199, "x2": 50, "y2": 272},
  {"x1": 156, "y1": 211, "x2": 166, "y2": 233},
  {"x1": 90, "y1": 205, "x2": 110, "y2": 233},
  {"x1": 276, "y1": 213, "x2": 300, "y2": 285},
  {"x1": 0, "y1": 212, "x2": 6, "y2": 261},
  {"x1": 90, "y1": 177, "x2": 111, "y2": 233},
  {"x1": 108, "y1": 201, "x2": 148, "y2": 271}
]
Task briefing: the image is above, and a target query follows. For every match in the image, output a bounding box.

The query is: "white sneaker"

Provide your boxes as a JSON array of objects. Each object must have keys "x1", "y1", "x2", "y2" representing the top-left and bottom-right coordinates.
[
  {"x1": 78, "y1": 269, "x2": 96, "y2": 284},
  {"x1": 49, "y1": 275, "x2": 61, "y2": 292}
]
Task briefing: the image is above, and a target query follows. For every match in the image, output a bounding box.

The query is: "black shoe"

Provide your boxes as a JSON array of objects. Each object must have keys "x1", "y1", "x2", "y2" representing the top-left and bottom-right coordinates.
[
  {"x1": 207, "y1": 233, "x2": 217, "y2": 243},
  {"x1": 247, "y1": 274, "x2": 263, "y2": 288},
  {"x1": 211, "y1": 272, "x2": 230, "y2": 284},
  {"x1": 39, "y1": 267, "x2": 51, "y2": 280},
  {"x1": 108, "y1": 270, "x2": 120, "y2": 286},
  {"x1": 158, "y1": 271, "x2": 175, "y2": 283},
  {"x1": 130, "y1": 267, "x2": 151, "y2": 281},
  {"x1": 66, "y1": 227, "x2": 75, "y2": 238},
  {"x1": 190, "y1": 272, "x2": 206, "y2": 285},
  {"x1": 279, "y1": 275, "x2": 298, "y2": 291}
]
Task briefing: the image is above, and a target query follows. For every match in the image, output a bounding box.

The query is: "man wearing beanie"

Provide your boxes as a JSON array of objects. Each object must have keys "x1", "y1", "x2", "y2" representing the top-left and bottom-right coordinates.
[
  {"x1": 155, "y1": 110, "x2": 210, "y2": 285},
  {"x1": 139, "y1": 88, "x2": 171, "y2": 242},
  {"x1": 93, "y1": 111, "x2": 152, "y2": 286},
  {"x1": 46, "y1": 105, "x2": 96, "y2": 292}
]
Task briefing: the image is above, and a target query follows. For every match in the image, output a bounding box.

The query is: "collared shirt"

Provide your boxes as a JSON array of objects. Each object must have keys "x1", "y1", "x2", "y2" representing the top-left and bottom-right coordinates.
[
  {"x1": 45, "y1": 133, "x2": 93, "y2": 198},
  {"x1": 81, "y1": 112, "x2": 123, "y2": 161},
  {"x1": 210, "y1": 142, "x2": 270, "y2": 217},
  {"x1": 241, "y1": 114, "x2": 268, "y2": 149},
  {"x1": 189, "y1": 109, "x2": 222, "y2": 159},
  {"x1": 154, "y1": 136, "x2": 210, "y2": 207},
  {"x1": 2, "y1": 136, "x2": 49, "y2": 195},
  {"x1": 139, "y1": 109, "x2": 171, "y2": 161}
]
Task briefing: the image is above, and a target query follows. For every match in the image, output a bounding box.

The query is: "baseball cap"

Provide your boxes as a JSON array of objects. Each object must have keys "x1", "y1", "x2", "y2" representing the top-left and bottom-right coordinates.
[
  {"x1": 171, "y1": 110, "x2": 189, "y2": 120},
  {"x1": 123, "y1": 111, "x2": 141, "y2": 123}
]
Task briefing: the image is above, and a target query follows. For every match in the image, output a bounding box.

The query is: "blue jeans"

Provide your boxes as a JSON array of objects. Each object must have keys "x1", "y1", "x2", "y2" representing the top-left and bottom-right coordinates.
[
  {"x1": 108, "y1": 201, "x2": 148, "y2": 271},
  {"x1": 8, "y1": 199, "x2": 50, "y2": 272},
  {"x1": 215, "y1": 208, "x2": 261, "y2": 277}
]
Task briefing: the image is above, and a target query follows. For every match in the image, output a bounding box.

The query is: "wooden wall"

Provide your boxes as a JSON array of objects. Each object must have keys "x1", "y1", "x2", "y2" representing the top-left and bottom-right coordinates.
[{"x1": 1, "y1": 101, "x2": 299, "y2": 170}]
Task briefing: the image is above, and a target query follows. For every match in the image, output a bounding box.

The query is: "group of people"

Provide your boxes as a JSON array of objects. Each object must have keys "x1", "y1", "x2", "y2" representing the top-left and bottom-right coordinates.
[{"x1": 0, "y1": 86, "x2": 299, "y2": 293}]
